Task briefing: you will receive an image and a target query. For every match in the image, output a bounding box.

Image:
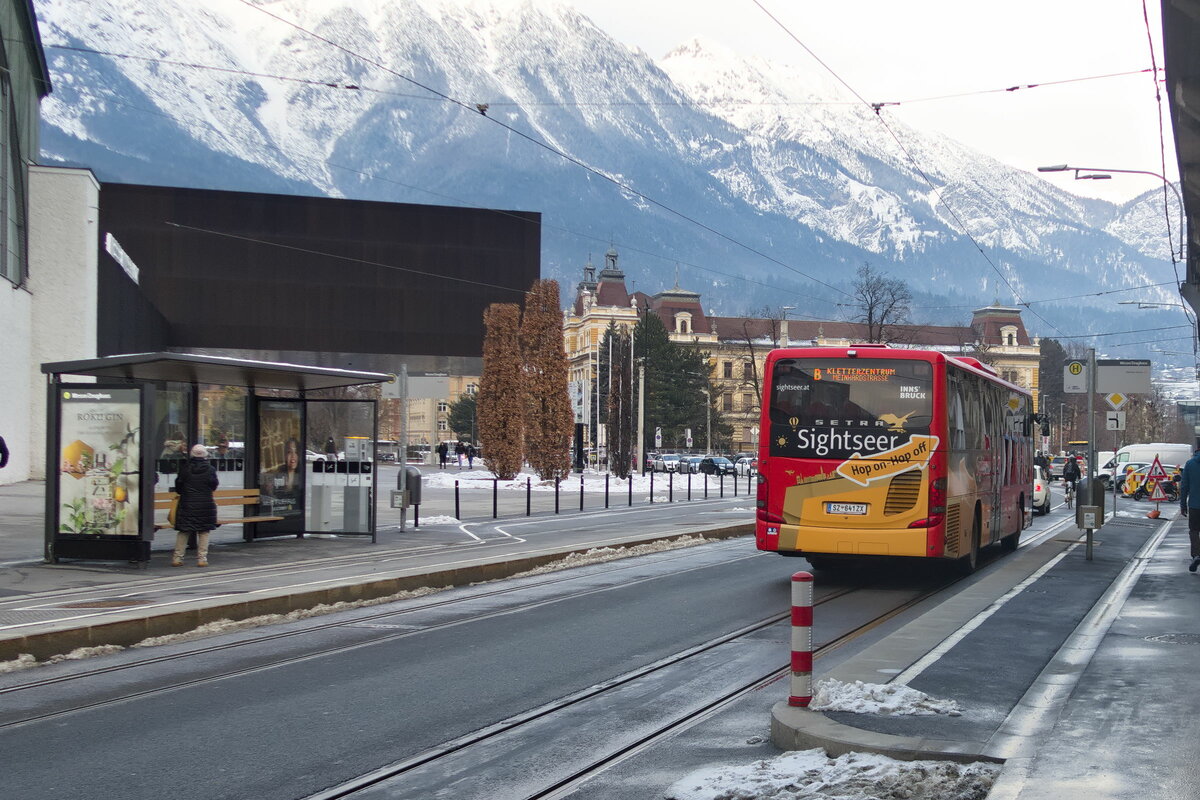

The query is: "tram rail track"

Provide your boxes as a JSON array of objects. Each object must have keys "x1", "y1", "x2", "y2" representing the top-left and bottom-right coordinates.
[{"x1": 303, "y1": 577, "x2": 945, "y2": 800}]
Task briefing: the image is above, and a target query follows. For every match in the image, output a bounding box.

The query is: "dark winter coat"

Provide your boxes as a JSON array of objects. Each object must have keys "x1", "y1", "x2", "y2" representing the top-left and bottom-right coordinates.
[
  {"x1": 174, "y1": 457, "x2": 218, "y2": 532},
  {"x1": 1180, "y1": 450, "x2": 1200, "y2": 511},
  {"x1": 1062, "y1": 459, "x2": 1081, "y2": 482},
  {"x1": 0, "y1": 435, "x2": 8, "y2": 469}
]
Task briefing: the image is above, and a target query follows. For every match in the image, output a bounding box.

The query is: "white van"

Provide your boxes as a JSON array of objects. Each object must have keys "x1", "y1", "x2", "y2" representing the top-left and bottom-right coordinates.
[{"x1": 1100, "y1": 443, "x2": 1194, "y2": 485}]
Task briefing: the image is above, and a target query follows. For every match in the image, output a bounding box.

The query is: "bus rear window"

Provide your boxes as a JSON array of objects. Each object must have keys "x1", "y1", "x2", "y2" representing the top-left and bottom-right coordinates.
[{"x1": 769, "y1": 358, "x2": 934, "y2": 460}]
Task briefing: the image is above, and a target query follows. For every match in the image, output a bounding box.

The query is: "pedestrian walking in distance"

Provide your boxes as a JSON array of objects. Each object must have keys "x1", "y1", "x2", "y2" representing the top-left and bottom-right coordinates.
[
  {"x1": 324, "y1": 436, "x2": 337, "y2": 462},
  {"x1": 173, "y1": 444, "x2": 218, "y2": 567},
  {"x1": 437, "y1": 441, "x2": 449, "y2": 470},
  {"x1": 1179, "y1": 447, "x2": 1200, "y2": 572}
]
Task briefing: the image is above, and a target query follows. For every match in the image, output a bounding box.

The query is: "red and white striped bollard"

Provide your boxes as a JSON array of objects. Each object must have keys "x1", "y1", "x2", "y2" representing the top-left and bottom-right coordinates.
[{"x1": 789, "y1": 571, "x2": 814, "y2": 707}]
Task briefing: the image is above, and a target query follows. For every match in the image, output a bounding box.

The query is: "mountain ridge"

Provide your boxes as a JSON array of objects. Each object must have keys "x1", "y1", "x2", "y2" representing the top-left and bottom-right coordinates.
[{"x1": 34, "y1": 0, "x2": 1185, "y2": 353}]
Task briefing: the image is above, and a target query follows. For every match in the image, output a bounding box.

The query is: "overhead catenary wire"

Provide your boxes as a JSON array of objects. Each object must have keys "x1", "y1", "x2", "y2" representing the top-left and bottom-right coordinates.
[
  {"x1": 231, "y1": 0, "x2": 854, "y2": 300},
  {"x1": 48, "y1": 48, "x2": 851, "y2": 308},
  {"x1": 748, "y1": 0, "x2": 1070, "y2": 340},
  {"x1": 40, "y1": 44, "x2": 1158, "y2": 111}
]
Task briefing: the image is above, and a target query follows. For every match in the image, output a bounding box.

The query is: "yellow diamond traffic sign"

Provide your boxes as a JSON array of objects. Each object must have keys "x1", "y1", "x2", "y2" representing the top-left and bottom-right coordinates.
[{"x1": 1104, "y1": 392, "x2": 1128, "y2": 411}]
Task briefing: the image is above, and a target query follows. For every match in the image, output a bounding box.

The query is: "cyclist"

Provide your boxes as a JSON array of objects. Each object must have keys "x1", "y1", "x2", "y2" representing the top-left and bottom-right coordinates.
[{"x1": 1062, "y1": 455, "x2": 1081, "y2": 508}]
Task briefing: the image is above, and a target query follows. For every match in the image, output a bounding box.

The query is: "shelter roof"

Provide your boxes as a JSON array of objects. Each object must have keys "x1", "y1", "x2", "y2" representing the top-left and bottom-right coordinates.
[{"x1": 41, "y1": 352, "x2": 392, "y2": 392}]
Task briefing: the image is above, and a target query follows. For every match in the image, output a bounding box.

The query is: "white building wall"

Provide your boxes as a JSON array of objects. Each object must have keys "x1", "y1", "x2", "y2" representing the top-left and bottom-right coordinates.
[
  {"x1": 0, "y1": 277, "x2": 33, "y2": 484},
  {"x1": 25, "y1": 167, "x2": 100, "y2": 480}
]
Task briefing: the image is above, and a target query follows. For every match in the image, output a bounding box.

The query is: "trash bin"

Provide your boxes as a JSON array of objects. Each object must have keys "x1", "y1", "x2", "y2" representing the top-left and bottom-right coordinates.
[{"x1": 403, "y1": 466, "x2": 422, "y2": 507}]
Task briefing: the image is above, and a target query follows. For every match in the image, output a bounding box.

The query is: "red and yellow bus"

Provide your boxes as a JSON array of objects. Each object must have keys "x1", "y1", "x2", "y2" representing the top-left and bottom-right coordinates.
[{"x1": 754, "y1": 345, "x2": 1033, "y2": 572}]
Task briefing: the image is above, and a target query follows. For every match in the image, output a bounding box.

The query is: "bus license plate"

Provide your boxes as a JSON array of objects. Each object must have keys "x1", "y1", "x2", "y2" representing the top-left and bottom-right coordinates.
[{"x1": 827, "y1": 502, "x2": 867, "y2": 515}]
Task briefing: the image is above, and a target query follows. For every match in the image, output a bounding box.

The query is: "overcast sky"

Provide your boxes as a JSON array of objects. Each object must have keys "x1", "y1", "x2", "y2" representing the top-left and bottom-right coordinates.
[{"x1": 562, "y1": 0, "x2": 1174, "y2": 204}]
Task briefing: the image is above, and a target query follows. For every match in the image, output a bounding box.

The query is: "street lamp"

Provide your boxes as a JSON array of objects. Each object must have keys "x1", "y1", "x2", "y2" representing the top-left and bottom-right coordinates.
[
  {"x1": 1037, "y1": 164, "x2": 1185, "y2": 261},
  {"x1": 700, "y1": 388, "x2": 712, "y2": 454}
]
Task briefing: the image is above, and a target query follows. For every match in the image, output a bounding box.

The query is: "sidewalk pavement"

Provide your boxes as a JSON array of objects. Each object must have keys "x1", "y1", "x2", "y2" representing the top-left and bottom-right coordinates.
[{"x1": 773, "y1": 510, "x2": 1200, "y2": 799}]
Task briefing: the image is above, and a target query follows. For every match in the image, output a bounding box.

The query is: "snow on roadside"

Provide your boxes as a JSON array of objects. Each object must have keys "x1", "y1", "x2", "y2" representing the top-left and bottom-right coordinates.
[
  {"x1": 416, "y1": 515, "x2": 461, "y2": 525},
  {"x1": 0, "y1": 534, "x2": 716, "y2": 673},
  {"x1": 810, "y1": 678, "x2": 962, "y2": 716},
  {"x1": 417, "y1": 468, "x2": 744, "y2": 497},
  {"x1": 666, "y1": 749, "x2": 998, "y2": 800}
]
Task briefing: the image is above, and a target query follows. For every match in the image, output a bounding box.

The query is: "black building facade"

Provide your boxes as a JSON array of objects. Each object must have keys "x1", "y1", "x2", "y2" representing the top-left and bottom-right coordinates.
[{"x1": 97, "y1": 183, "x2": 541, "y2": 371}]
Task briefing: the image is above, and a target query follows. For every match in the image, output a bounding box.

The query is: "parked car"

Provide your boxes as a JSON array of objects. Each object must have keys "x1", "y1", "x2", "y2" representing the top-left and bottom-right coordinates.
[
  {"x1": 681, "y1": 456, "x2": 704, "y2": 474},
  {"x1": 305, "y1": 449, "x2": 324, "y2": 463},
  {"x1": 653, "y1": 454, "x2": 682, "y2": 472},
  {"x1": 735, "y1": 456, "x2": 758, "y2": 477},
  {"x1": 699, "y1": 456, "x2": 736, "y2": 475},
  {"x1": 1033, "y1": 465, "x2": 1050, "y2": 515}
]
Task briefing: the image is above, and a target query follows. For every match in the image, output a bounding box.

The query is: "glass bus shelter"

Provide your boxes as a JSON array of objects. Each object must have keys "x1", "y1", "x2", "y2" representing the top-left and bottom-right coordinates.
[{"x1": 40, "y1": 352, "x2": 391, "y2": 564}]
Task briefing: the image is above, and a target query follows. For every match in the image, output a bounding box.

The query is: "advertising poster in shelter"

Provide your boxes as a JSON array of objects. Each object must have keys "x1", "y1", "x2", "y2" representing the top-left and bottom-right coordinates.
[
  {"x1": 57, "y1": 388, "x2": 142, "y2": 536},
  {"x1": 258, "y1": 400, "x2": 304, "y2": 533}
]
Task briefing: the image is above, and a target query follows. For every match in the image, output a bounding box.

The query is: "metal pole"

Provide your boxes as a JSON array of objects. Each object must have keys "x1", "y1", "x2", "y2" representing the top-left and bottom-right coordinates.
[
  {"x1": 649, "y1": 470, "x2": 654, "y2": 504},
  {"x1": 1087, "y1": 348, "x2": 1097, "y2": 561},
  {"x1": 493, "y1": 478, "x2": 498, "y2": 519},
  {"x1": 526, "y1": 477, "x2": 531, "y2": 516},
  {"x1": 454, "y1": 480, "x2": 460, "y2": 521},
  {"x1": 628, "y1": 473, "x2": 632, "y2": 507},
  {"x1": 555, "y1": 478, "x2": 560, "y2": 514},
  {"x1": 1058, "y1": 402, "x2": 1064, "y2": 454},
  {"x1": 637, "y1": 364, "x2": 645, "y2": 475},
  {"x1": 669, "y1": 471, "x2": 674, "y2": 502},
  {"x1": 605, "y1": 473, "x2": 609, "y2": 509},
  {"x1": 580, "y1": 474, "x2": 584, "y2": 511},
  {"x1": 687, "y1": 470, "x2": 692, "y2": 501}
]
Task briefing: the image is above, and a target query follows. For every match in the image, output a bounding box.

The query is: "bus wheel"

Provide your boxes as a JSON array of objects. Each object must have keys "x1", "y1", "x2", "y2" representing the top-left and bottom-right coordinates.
[
  {"x1": 959, "y1": 517, "x2": 980, "y2": 575},
  {"x1": 1001, "y1": 499, "x2": 1022, "y2": 551}
]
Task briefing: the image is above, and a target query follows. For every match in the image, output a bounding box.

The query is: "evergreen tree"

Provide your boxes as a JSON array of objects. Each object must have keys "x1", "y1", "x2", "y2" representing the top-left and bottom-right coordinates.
[
  {"x1": 447, "y1": 394, "x2": 477, "y2": 442},
  {"x1": 522, "y1": 279, "x2": 573, "y2": 480},
  {"x1": 479, "y1": 303, "x2": 524, "y2": 480},
  {"x1": 632, "y1": 312, "x2": 724, "y2": 452}
]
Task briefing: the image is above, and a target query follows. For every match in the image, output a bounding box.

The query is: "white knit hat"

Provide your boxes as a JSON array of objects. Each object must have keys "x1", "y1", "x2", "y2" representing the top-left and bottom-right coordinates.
[{"x1": 191, "y1": 444, "x2": 208, "y2": 458}]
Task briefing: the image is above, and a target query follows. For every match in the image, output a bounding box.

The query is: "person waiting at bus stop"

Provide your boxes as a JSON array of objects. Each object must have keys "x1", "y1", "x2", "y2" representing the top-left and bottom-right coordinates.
[
  {"x1": 1178, "y1": 447, "x2": 1200, "y2": 573},
  {"x1": 1062, "y1": 455, "x2": 1081, "y2": 498},
  {"x1": 172, "y1": 444, "x2": 218, "y2": 567}
]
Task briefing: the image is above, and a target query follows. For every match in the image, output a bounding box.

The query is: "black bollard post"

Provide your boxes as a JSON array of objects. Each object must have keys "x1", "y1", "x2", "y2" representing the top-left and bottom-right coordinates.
[
  {"x1": 455, "y1": 480, "x2": 460, "y2": 520},
  {"x1": 493, "y1": 478, "x2": 498, "y2": 519},
  {"x1": 720, "y1": 473, "x2": 724, "y2": 498},
  {"x1": 650, "y1": 471, "x2": 654, "y2": 504},
  {"x1": 704, "y1": 473, "x2": 708, "y2": 499},
  {"x1": 733, "y1": 471, "x2": 738, "y2": 496},
  {"x1": 605, "y1": 474, "x2": 610, "y2": 509},
  {"x1": 414, "y1": 505, "x2": 420, "y2": 528},
  {"x1": 687, "y1": 470, "x2": 692, "y2": 501},
  {"x1": 580, "y1": 474, "x2": 584, "y2": 511},
  {"x1": 555, "y1": 478, "x2": 560, "y2": 514},
  {"x1": 628, "y1": 474, "x2": 633, "y2": 507},
  {"x1": 669, "y1": 470, "x2": 674, "y2": 503},
  {"x1": 526, "y1": 477, "x2": 531, "y2": 516}
]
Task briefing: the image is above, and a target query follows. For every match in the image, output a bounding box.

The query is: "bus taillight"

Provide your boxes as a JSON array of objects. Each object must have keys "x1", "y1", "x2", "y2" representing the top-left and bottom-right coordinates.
[
  {"x1": 908, "y1": 476, "x2": 946, "y2": 529},
  {"x1": 756, "y1": 473, "x2": 784, "y2": 524}
]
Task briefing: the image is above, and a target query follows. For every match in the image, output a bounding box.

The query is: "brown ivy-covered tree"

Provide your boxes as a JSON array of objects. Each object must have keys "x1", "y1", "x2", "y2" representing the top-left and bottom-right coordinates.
[
  {"x1": 521, "y1": 279, "x2": 573, "y2": 480},
  {"x1": 479, "y1": 303, "x2": 524, "y2": 480}
]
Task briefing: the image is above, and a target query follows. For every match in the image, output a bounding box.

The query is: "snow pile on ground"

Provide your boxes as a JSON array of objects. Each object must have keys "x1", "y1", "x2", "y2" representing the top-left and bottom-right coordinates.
[
  {"x1": 418, "y1": 467, "x2": 747, "y2": 498},
  {"x1": 666, "y1": 749, "x2": 998, "y2": 800},
  {"x1": 415, "y1": 515, "x2": 460, "y2": 525},
  {"x1": 810, "y1": 679, "x2": 962, "y2": 716},
  {"x1": 504, "y1": 535, "x2": 711, "y2": 579}
]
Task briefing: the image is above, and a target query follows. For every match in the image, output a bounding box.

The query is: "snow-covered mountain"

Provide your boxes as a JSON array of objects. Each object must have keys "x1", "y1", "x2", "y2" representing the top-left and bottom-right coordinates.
[{"x1": 34, "y1": 0, "x2": 1185, "y2": 347}]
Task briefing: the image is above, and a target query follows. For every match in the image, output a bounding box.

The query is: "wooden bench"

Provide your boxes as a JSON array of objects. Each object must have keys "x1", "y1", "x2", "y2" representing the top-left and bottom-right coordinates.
[{"x1": 153, "y1": 489, "x2": 285, "y2": 530}]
